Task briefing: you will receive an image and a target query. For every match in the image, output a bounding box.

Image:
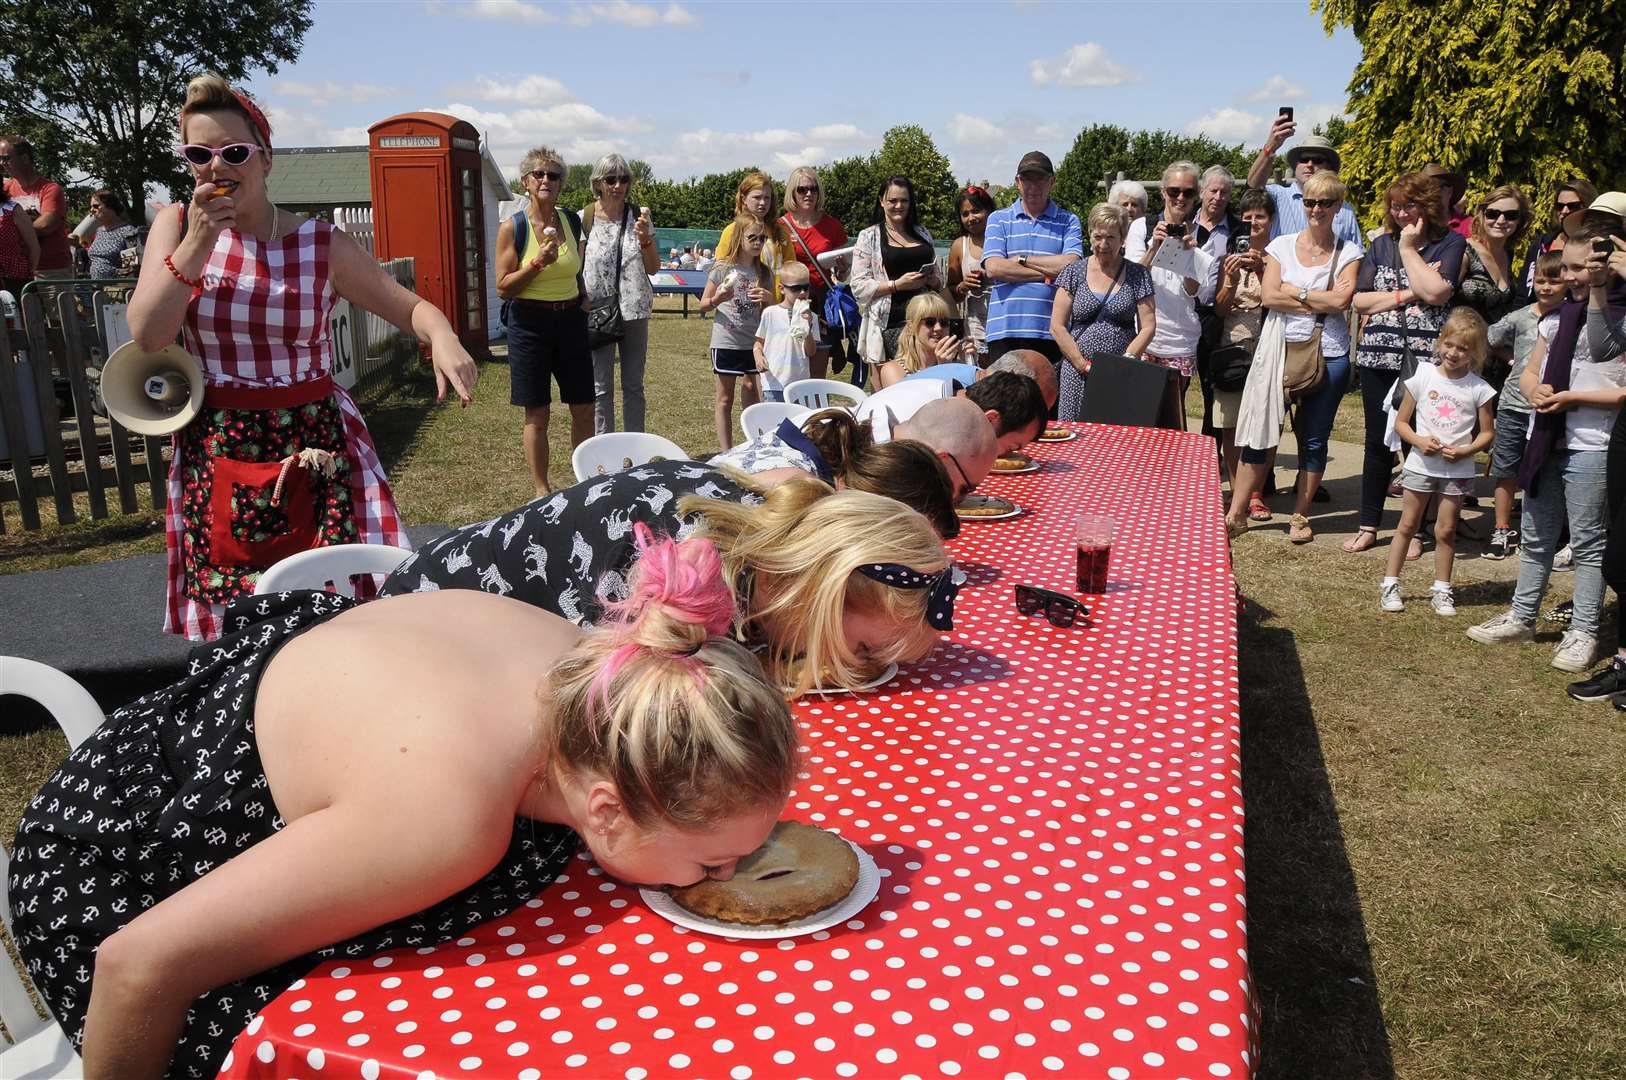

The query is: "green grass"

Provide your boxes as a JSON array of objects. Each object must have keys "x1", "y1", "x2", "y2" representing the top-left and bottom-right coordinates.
[{"x1": 4, "y1": 312, "x2": 1625, "y2": 1077}]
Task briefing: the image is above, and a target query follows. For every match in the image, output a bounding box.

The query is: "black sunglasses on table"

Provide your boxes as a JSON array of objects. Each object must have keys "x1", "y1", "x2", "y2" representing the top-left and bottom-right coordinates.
[{"x1": 1014, "y1": 585, "x2": 1086, "y2": 628}]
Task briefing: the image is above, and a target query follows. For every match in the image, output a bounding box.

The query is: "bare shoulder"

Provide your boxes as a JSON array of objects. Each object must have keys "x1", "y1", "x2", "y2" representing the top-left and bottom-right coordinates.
[{"x1": 255, "y1": 592, "x2": 580, "y2": 823}]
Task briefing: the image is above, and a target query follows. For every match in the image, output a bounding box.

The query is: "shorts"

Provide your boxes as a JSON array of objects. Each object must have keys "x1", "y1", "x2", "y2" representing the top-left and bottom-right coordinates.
[
  {"x1": 1146, "y1": 352, "x2": 1198, "y2": 379},
  {"x1": 1489, "y1": 409, "x2": 1531, "y2": 478},
  {"x1": 1400, "y1": 469, "x2": 1474, "y2": 497},
  {"x1": 712, "y1": 348, "x2": 757, "y2": 376},
  {"x1": 1214, "y1": 387, "x2": 1243, "y2": 430},
  {"x1": 508, "y1": 299, "x2": 593, "y2": 407}
]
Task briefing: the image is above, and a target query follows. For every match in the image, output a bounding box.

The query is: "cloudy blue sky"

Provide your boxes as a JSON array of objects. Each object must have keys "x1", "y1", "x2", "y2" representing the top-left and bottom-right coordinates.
[{"x1": 247, "y1": 0, "x2": 1362, "y2": 186}]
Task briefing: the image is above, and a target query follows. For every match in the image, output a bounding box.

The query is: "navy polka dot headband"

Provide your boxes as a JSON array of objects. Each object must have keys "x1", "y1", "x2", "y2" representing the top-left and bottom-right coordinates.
[{"x1": 857, "y1": 563, "x2": 966, "y2": 631}]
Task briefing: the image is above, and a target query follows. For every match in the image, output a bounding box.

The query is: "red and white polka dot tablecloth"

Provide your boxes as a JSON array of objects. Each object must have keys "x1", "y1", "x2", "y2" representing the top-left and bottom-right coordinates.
[{"x1": 219, "y1": 423, "x2": 1255, "y2": 1080}]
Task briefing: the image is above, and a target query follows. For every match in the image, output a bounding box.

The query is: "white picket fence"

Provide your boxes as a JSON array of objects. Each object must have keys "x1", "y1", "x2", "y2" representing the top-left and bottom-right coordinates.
[{"x1": 334, "y1": 206, "x2": 375, "y2": 255}]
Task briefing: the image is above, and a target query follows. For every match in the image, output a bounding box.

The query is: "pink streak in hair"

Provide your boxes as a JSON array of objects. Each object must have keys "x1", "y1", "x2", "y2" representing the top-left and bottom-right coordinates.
[{"x1": 588, "y1": 523, "x2": 739, "y2": 725}]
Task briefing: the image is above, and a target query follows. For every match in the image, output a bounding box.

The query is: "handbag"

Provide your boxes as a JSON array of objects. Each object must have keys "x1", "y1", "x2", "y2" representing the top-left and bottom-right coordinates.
[
  {"x1": 1209, "y1": 343, "x2": 1255, "y2": 392},
  {"x1": 1281, "y1": 238, "x2": 1344, "y2": 400},
  {"x1": 587, "y1": 205, "x2": 627, "y2": 349}
]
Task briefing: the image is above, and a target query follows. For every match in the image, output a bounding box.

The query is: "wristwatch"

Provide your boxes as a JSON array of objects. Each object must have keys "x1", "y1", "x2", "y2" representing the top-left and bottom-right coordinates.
[
  {"x1": 1018, "y1": 255, "x2": 1029, "y2": 269},
  {"x1": 1296, "y1": 286, "x2": 1310, "y2": 303}
]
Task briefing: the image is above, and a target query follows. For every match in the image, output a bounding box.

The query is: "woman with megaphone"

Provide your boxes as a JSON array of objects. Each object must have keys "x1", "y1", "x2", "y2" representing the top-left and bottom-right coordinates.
[{"x1": 127, "y1": 75, "x2": 478, "y2": 640}]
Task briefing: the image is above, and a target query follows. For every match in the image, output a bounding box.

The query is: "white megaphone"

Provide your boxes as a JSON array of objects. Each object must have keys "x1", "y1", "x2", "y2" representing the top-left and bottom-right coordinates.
[{"x1": 100, "y1": 342, "x2": 205, "y2": 435}]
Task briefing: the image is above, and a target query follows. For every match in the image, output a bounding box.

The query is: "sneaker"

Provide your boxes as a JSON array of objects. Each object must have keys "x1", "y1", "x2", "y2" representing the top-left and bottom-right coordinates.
[
  {"x1": 1430, "y1": 584, "x2": 1456, "y2": 617},
  {"x1": 1380, "y1": 582, "x2": 1404, "y2": 612},
  {"x1": 1552, "y1": 630, "x2": 1601, "y2": 673},
  {"x1": 1466, "y1": 611, "x2": 1536, "y2": 645},
  {"x1": 1553, "y1": 544, "x2": 1574, "y2": 572},
  {"x1": 1568, "y1": 658, "x2": 1626, "y2": 702},
  {"x1": 1482, "y1": 528, "x2": 1516, "y2": 560}
]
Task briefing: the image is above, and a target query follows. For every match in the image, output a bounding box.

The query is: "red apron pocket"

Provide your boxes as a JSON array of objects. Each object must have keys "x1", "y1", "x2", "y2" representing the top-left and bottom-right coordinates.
[{"x1": 209, "y1": 457, "x2": 319, "y2": 569}]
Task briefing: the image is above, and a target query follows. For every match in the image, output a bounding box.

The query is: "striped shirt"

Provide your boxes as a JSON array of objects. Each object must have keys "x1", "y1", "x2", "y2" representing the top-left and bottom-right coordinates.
[
  {"x1": 1265, "y1": 182, "x2": 1363, "y2": 246},
  {"x1": 980, "y1": 198, "x2": 1083, "y2": 342}
]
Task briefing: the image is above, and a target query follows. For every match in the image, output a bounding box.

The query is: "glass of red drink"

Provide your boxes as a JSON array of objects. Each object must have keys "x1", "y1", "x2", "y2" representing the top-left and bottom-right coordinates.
[{"x1": 1076, "y1": 514, "x2": 1114, "y2": 593}]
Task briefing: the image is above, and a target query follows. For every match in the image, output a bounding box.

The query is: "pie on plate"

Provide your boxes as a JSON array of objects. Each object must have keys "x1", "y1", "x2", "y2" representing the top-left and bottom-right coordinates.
[
  {"x1": 1038, "y1": 426, "x2": 1076, "y2": 442},
  {"x1": 991, "y1": 452, "x2": 1035, "y2": 473},
  {"x1": 669, "y1": 822, "x2": 860, "y2": 926},
  {"x1": 955, "y1": 494, "x2": 1019, "y2": 519}
]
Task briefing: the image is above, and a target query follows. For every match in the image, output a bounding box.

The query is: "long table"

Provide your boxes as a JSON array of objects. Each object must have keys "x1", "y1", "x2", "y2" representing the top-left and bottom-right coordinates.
[{"x1": 220, "y1": 423, "x2": 1256, "y2": 1080}]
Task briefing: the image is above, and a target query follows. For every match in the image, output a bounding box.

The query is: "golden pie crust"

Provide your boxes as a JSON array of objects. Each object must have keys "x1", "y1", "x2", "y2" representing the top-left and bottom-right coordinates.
[
  {"x1": 1038, "y1": 427, "x2": 1071, "y2": 441},
  {"x1": 991, "y1": 453, "x2": 1033, "y2": 472},
  {"x1": 669, "y1": 822, "x2": 859, "y2": 926},
  {"x1": 955, "y1": 495, "x2": 1017, "y2": 518}
]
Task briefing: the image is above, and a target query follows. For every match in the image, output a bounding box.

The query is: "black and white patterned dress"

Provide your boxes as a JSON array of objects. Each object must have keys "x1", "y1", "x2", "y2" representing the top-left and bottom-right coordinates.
[
  {"x1": 379, "y1": 460, "x2": 759, "y2": 623},
  {"x1": 6, "y1": 590, "x2": 579, "y2": 1078}
]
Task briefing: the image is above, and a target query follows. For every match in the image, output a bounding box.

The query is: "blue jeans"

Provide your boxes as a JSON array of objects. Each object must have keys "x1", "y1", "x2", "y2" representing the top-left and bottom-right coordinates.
[
  {"x1": 1512, "y1": 449, "x2": 1607, "y2": 635},
  {"x1": 1293, "y1": 353, "x2": 1350, "y2": 473},
  {"x1": 1237, "y1": 353, "x2": 1350, "y2": 469}
]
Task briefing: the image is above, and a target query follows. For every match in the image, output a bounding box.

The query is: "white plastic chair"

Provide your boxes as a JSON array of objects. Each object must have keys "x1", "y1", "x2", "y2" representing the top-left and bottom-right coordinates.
[
  {"x1": 1, "y1": 657, "x2": 100, "y2": 1077},
  {"x1": 570, "y1": 432, "x2": 687, "y2": 482},
  {"x1": 254, "y1": 543, "x2": 416, "y2": 596},
  {"x1": 739, "y1": 401, "x2": 812, "y2": 441},
  {"x1": 784, "y1": 378, "x2": 868, "y2": 411},
  {"x1": 854, "y1": 378, "x2": 954, "y2": 430}
]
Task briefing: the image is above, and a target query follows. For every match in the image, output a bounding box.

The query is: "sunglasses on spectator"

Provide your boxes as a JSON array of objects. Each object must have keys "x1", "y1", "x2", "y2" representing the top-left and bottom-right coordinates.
[
  {"x1": 1165, "y1": 187, "x2": 1196, "y2": 198},
  {"x1": 177, "y1": 143, "x2": 263, "y2": 167},
  {"x1": 1483, "y1": 207, "x2": 1522, "y2": 222},
  {"x1": 783, "y1": 282, "x2": 810, "y2": 293},
  {"x1": 601, "y1": 174, "x2": 631, "y2": 185},
  {"x1": 743, "y1": 233, "x2": 767, "y2": 242},
  {"x1": 1555, "y1": 200, "x2": 1584, "y2": 213},
  {"x1": 530, "y1": 169, "x2": 565, "y2": 182},
  {"x1": 920, "y1": 317, "x2": 951, "y2": 329},
  {"x1": 1302, "y1": 198, "x2": 1339, "y2": 209},
  {"x1": 795, "y1": 185, "x2": 819, "y2": 196},
  {"x1": 944, "y1": 451, "x2": 973, "y2": 497},
  {"x1": 1014, "y1": 585, "x2": 1086, "y2": 628},
  {"x1": 1298, "y1": 155, "x2": 1331, "y2": 167}
]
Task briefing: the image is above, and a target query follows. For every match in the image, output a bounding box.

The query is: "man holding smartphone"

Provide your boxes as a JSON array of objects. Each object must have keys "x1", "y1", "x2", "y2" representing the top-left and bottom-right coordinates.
[{"x1": 1246, "y1": 113, "x2": 1362, "y2": 244}]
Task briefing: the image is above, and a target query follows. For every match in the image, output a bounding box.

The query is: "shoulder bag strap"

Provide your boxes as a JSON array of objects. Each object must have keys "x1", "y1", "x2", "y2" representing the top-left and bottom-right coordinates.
[
  {"x1": 1312, "y1": 238, "x2": 1345, "y2": 327},
  {"x1": 606, "y1": 204, "x2": 627, "y2": 306}
]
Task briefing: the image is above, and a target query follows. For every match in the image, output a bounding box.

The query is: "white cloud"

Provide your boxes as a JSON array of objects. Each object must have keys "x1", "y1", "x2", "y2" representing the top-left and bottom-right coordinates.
[
  {"x1": 640, "y1": 123, "x2": 870, "y2": 179},
  {"x1": 1241, "y1": 75, "x2": 1310, "y2": 105},
  {"x1": 273, "y1": 80, "x2": 397, "y2": 107},
  {"x1": 808, "y1": 123, "x2": 863, "y2": 143},
  {"x1": 566, "y1": 1, "x2": 695, "y2": 26},
  {"x1": 448, "y1": 75, "x2": 574, "y2": 106},
  {"x1": 947, "y1": 113, "x2": 1004, "y2": 149},
  {"x1": 425, "y1": 0, "x2": 696, "y2": 26},
  {"x1": 1029, "y1": 43, "x2": 1138, "y2": 89},
  {"x1": 263, "y1": 106, "x2": 369, "y2": 148},
  {"x1": 1184, "y1": 107, "x2": 1268, "y2": 144}
]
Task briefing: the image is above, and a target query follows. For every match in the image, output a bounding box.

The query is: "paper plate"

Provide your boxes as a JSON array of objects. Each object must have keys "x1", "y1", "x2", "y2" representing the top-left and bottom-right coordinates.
[
  {"x1": 640, "y1": 840, "x2": 881, "y2": 939},
  {"x1": 1037, "y1": 427, "x2": 1078, "y2": 442},
  {"x1": 990, "y1": 456, "x2": 1040, "y2": 475},
  {"x1": 788, "y1": 662, "x2": 900, "y2": 696}
]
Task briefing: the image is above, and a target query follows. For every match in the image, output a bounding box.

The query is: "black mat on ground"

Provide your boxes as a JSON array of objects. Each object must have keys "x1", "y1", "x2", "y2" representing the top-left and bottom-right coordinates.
[{"x1": 2, "y1": 524, "x2": 452, "y2": 725}]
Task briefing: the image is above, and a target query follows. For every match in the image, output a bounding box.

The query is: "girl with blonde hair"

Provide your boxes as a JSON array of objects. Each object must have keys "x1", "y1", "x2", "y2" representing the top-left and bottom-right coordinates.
[
  {"x1": 380, "y1": 458, "x2": 956, "y2": 697},
  {"x1": 10, "y1": 527, "x2": 798, "y2": 1077},
  {"x1": 873, "y1": 291, "x2": 972, "y2": 387},
  {"x1": 127, "y1": 73, "x2": 479, "y2": 641}
]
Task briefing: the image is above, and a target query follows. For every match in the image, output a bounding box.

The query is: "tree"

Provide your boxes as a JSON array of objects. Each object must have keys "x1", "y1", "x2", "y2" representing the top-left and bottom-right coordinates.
[
  {"x1": 1054, "y1": 124, "x2": 1255, "y2": 217},
  {"x1": 819, "y1": 152, "x2": 879, "y2": 239},
  {"x1": 1315, "y1": 0, "x2": 1626, "y2": 226},
  {"x1": 0, "y1": 0, "x2": 314, "y2": 216},
  {"x1": 873, "y1": 125, "x2": 958, "y2": 239}
]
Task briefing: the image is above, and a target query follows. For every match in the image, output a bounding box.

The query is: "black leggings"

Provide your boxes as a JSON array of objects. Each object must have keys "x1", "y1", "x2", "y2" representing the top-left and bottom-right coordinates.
[{"x1": 1358, "y1": 367, "x2": 1400, "y2": 529}]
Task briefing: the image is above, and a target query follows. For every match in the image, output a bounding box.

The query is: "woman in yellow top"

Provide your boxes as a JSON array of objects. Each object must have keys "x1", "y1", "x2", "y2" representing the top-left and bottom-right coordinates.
[
  {"x1": 716, "y1": 170, "x2": 800, "y2": 302},
  {"x1": 496, "y1": 145, "x2": 592, "y2": 495}
]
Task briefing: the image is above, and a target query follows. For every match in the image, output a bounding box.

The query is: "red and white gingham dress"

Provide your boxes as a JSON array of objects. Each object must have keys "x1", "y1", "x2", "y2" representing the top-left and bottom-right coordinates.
[{"x1": 163, "y1": 216, "x2": 406, "y2": 640}]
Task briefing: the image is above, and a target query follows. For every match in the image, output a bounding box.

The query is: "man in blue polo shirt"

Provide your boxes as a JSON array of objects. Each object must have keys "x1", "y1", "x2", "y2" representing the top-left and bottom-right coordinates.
[
  {"x1": 1245, "y1": 123, "x2": 1361, "y2": 245},
  {"x1": 981, "y1": 151, "x2": 1083, "y2": 385}
]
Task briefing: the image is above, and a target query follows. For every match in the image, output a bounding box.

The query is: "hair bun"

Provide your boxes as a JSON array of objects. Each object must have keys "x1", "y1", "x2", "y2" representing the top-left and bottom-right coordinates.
[{"x1": 611, "y1": 525, "x2": 737, "y2": 655}]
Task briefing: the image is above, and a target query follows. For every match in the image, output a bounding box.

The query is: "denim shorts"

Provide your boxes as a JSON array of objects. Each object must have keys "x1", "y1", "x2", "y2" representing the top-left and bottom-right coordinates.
[
  {"x1": 1400, "y1": 468, "x2": 1474, "y2": 497},
  {"x1": 1488, "y1": 408, "x2": 1530, "y2": 478}
]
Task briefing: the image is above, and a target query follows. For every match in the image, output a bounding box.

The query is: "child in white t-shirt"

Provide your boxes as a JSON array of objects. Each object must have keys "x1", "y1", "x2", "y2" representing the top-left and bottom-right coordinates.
[
  {"x1": 754, "y1": 261, "x2": 821, "y2": 402},
  {"x1": 1381, "y1": 308, "x2": 1497, "y2": 615}
]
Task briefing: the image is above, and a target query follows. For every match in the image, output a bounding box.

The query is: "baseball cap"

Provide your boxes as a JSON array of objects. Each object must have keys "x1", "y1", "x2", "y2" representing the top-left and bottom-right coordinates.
[
  {"x1": 1564, "y1": 191, "x2": 1626, "y2": 238},
  {"x1": 1016, "y1": 151, "x2": 1054, "y2": 178}
]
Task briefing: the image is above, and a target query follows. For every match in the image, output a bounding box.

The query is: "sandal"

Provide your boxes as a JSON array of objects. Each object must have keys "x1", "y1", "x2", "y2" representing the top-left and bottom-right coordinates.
[
  {"x1": 1342, "y1": 526, "x2": 1378, "y2": 554},
  {"x1": 1288, "y1": 513, "x2": 1314, "y2": 544},
  {"x1": 1226, "y1": 517, "x2": 1249, "y2": 541},
  {"x1": 1406, "y1": 534, "x2": 1432, "y2": 561},
  {"x1": 1248, "y1": 495, "x2": 1272, "y2": 522}
]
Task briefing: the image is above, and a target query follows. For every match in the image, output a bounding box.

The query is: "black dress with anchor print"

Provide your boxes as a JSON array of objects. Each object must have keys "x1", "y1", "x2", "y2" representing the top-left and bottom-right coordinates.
[
  {"x1": 379, "y1": 459, "x2": 760, "y2": 623},
  {"x1": 6, "y1": 590, "x2": 579, "y2": 1078}
]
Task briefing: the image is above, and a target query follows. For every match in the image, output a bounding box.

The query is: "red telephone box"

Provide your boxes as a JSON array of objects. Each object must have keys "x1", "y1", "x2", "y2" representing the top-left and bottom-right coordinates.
[{"x1": 368, "y1": 112, "x2": 488, "y2": 351}]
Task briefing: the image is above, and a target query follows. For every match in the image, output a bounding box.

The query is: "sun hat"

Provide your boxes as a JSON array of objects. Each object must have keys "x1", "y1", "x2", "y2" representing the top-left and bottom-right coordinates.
[
  {"x1": 1419, "y1": 163, "x2": 1468, "y2": 202},
  {"x1": 1563, "y1": 191, "x2": 1626, "y2": 238},
  {"x1": 1285, "y1": 136, "x2": 1340, "y2": 174}
]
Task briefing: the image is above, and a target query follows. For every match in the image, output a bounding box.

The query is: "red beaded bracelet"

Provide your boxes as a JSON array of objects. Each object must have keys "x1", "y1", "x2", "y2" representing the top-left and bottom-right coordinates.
[{"x1": 165, "y1": 253, "x2": 202, "y2": 289}]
